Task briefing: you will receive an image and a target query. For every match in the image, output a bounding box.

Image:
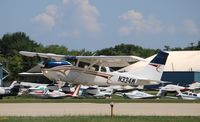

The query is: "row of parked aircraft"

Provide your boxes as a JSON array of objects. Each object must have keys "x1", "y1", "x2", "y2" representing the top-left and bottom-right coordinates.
[
  {"x1": 1, "y1": 80, "x2": 200, "y2": 99},
  {"x1": 1, "y1": 50, "x2": 200, "y2": 100}
]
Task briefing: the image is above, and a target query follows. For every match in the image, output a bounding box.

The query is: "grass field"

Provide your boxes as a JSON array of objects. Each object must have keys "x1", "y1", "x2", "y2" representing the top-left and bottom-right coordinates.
[
  {"x1": 0, "y1": 116, "x2": 200, "y2": 122},
  {"x1": 0, "y1": 95, "x2": 200, "y2": 103}
]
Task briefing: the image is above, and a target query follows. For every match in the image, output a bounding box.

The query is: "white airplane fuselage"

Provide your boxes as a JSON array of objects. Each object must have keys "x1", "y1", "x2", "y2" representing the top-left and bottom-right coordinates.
[
  {"x1": 42, "y1": 65, "x2": 151, "y2": 86},
  {"x1": 178, "y1": 92, "x2": 200, "y2": 100}
]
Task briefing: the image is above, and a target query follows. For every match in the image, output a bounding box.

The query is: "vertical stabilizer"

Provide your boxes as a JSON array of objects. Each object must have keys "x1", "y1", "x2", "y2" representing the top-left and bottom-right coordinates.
[
  {"x1": 127, "y1": 51, "x2": 169, "y2": 81},
  {"x1": 9, "y1": 81, "x2": 18, "y2": 89}
]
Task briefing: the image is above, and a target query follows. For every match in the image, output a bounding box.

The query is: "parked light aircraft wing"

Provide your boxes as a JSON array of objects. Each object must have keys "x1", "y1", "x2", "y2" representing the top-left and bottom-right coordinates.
[
  {"x1": 18, "y1": 72, "x2": 43, "y2": 76},
  {"x1": 75, "y1": 55, "x2": 146, "y2": 67},
  {"x1": 19, "y1": 51, "x2": 146, "y2": 67},
  {"x1": 19, "y1": 51, "x2": 66, "y2": 61}
]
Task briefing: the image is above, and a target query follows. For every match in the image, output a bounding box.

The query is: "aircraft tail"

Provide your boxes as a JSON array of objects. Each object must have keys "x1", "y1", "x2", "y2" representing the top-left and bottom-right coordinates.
[
  {"x1": 71, "y1": 85, "x2": 81, "y2": 97},
  {"x1": 9, "y1": 81, "x2": 18, "y2": 89},
  {"x1": 127, "y1": 51, "x2": 169, "y2": 81},
  {"x1": 9, "y1": 81, "x2": 21, "y2": 95}
]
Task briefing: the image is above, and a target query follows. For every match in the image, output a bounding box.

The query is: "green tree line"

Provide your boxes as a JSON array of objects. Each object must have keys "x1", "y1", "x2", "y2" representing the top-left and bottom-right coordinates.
[{"x1": 0, "y1": 32, "x2": 199, "y2": 80}]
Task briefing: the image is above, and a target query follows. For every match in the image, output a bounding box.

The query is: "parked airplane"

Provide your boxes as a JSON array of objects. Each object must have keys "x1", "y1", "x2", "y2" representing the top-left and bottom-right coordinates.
[
  {"x1": 80, "y1": 86, "x2": 113, "y2": 98},
  {"x1": 0, "y1": 81, "x2": 21, "y2": 99},
  {"x1": 176, "y1": 90, "x2": 200, "y2": 100},
  {"x1": 28, "y1": 84, "x2": 80, "y2": 99},
  {"x1": 109, "y1": 85, "x2": 144, "y2": 93},
  {"x1": 20, "y1": 82, "x2": 48, "y2": 88},
  {"x1": 159, "y1": 84, "x2": 187, "y2": 92},
  {"x1": 187, "y1": 82, "x2": 200, "y2": 90},
  {"x1": 20, "y1": 51, "x2": 169, "y2": 86},
  {"x1": 155, "y1": 84, "x2": 191, "y2": 97},
  {"x1": 116, "y1": 90, "x2": 157, "y2": 99}
]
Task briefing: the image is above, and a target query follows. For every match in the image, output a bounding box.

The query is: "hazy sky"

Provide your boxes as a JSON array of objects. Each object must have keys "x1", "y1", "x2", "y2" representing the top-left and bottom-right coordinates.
[{"x1": 0, "y1": 0, "x2": 200, "y2": 51}]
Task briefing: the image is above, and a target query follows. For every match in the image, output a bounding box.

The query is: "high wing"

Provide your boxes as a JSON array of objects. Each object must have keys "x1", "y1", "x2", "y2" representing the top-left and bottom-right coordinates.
[
  {"x1": 19, "y1": 51, "x2": 146, "y2": 67},
  {"x1": 19, "y1": 51, "x2": 66, "y2": 61},
  {"x1": 75, "y1": 55, "x2": 145, "y2": 67}
]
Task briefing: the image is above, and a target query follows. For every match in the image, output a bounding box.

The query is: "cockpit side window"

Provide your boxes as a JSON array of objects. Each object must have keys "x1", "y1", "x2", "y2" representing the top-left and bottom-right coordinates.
[
  {"x1": 101, "y1": 67, "x2": 107, "y2": 72},
  {"x1": 109, "y1": 67, "x2": 114, "y2": 72},
  {"x1": 77, "y1": 62, "x2": 99, "y2": 71},
  {"x1": 78, "y1": 62, "x2": 90, "y2": 68},
  {"x1": 93, "y1": 65, "x2": 99, "y2": 71}
]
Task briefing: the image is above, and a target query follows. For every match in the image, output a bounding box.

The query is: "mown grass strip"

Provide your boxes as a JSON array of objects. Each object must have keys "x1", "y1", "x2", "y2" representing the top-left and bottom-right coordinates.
[
  {"x1": 0, "y1": 97, "x2": 200, "y2": 103},
  {"x1": 0, "y1": 116, "x2": 200, "y2": 122}
]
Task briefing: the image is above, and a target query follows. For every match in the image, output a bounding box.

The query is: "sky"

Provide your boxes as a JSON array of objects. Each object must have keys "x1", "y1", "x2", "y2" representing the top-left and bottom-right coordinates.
[{"x1": 0, "y1": 0, "x2": 200, "y2": 51}]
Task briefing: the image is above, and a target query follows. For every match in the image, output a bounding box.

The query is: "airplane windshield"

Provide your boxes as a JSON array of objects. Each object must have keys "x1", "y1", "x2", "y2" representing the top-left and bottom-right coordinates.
[
  {"x1": 77, "y1": 61, "x2": 115, "y2": 72},
  {"x1": 44, "y1": 61, "x2": 71, "y2": 68},
  {"x1": 77, "y1": 61, "x2": 99, "y2": 71}
]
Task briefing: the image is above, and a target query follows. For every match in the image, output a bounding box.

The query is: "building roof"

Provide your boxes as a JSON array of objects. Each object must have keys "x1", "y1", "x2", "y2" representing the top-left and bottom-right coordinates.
[{"x1": 123, "y1": 51, "x2": 200, "y2": 72}]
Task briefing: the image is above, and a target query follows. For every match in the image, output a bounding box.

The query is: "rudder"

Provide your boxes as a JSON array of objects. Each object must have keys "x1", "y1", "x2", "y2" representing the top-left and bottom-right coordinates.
[{"x1": 126, "y1": 51, "x2": 169, "y2": 81}]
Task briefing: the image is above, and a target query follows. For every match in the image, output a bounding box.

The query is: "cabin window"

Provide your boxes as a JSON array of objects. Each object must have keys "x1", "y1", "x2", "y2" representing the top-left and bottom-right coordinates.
[
  {"x1": 193, "y1": 94, "x2": 197, "y2": 96},
  {"x1": 88, "y1": 65, "x2": 99, "y2": 71},
  {"x1": 77, "y1": 62, "x2": 99, "y2": 71},
  {"x1": 78, "y1": 62, "x2": 90, "y2": 68},
  {"x1": 109, "y1": 67, "x2": 114, "y2": 72},
  {"x1": 100, "y1": 89, "x2": 106, "y2": 92},
  {"x1": 101, "y1": 67, "x2": 107, "y2": 72},
  {"x1": 93, "y1": 65, "x2": 99, "y2": 71}
]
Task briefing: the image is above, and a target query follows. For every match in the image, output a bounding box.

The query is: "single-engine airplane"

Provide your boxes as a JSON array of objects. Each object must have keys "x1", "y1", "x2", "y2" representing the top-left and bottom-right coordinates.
[
  {"x1": 176, "y1": 90, "x2": 200, "y2": 100},
  {"x1": 28, "y1": 84, "x2": 80, "y2": 99},
  {"x1": 118, "y1": 90, "x2": 158, "y2": 99},
  {"x1": 20, "y1": 51, "x2": 169, "y2": 86},
  {"x1": 0, "y1": 81, "x2": 21, "y2": 99}
]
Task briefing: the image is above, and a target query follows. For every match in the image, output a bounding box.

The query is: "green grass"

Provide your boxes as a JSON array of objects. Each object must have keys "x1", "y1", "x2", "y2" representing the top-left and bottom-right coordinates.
[
  {"x1": 1, "y1": 95, "x2": 200, "y2": 103},
  {"x1": 0, "y1": 116, "x2": 200, "y2": 122}
]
